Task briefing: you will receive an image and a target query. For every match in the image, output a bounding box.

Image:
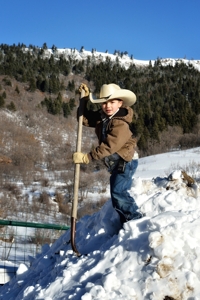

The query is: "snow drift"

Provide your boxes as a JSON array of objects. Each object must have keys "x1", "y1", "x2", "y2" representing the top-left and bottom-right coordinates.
[{"x1": 1, "y1": 149, "x2": 200, "y2": 299}]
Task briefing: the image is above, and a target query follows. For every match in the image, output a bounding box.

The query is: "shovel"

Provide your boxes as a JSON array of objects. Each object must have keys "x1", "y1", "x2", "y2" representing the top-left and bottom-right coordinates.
[{"x1": 71, "y1": 88, "x2": 85, "y2": 256}]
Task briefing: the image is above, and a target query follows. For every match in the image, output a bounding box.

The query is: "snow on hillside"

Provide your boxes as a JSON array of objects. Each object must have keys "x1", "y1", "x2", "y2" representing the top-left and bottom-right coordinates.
[
  {"x1": 1, "y1": 148, "x2": 200, "y2": 299},
  {"x1": 39, "y1": 47, "x2": 200, "y2": 72}
]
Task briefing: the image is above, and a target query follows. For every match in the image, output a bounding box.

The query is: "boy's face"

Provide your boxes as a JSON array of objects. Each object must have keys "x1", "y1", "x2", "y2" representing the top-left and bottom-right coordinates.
[{"x1": 101, "y1": 99, "x2": 123, "y2": 116}]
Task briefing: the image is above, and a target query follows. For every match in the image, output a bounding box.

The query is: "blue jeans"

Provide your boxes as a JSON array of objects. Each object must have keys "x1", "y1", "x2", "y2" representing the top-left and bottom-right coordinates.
[{"x1": 110, "y1": 159, "x2": 141, "y2": 224}]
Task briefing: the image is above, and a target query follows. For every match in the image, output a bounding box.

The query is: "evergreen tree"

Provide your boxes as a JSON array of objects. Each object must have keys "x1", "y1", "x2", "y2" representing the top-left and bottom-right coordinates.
[
  {"x1": 29, "y1": 77, "x2": 36, "y2": 92},
  {"x1": 0, "y1": 95, "x2": 5, "y2": 108},
  {"x1": 138, "y1": 134, "x2": 148, "y2": 151},
  {"x1": 2, "y1": 91, "x2": 6, "y2": 98},
  {"x1": 67, "y1": 80, "x2": 75, "y2": 91},
  {"x1": 62, "y1": 102, "x2": 71, "y2": 118},
  {"x1": 42, "y1": 43, "x2": 48, "y2": 50},
  {"x1": 151, "y1": 122, "x2": 160, "y2": 141},
  {"x1": 51, "y1": 44, "x2": 57, "y2": 52},
  {"x1": 7, "y1": 101, "x2": 16, "y2": 111},
  {"x1": 69, "y1": 98, "x2": 75, "y2": 110},
  {"x1": 15, "y1": 85, "x2": 20, "y2": 94}
]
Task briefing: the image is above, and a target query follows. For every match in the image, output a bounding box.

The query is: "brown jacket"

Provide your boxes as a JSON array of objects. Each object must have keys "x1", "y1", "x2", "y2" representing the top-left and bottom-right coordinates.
[{"x1": 81, "y1": 101, "x2": 137, "y2": 162}]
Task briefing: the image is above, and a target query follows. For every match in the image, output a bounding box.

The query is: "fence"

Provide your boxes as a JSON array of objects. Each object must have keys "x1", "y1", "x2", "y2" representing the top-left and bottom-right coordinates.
[{"x1": 0, "y1": 219, "x2": 69, "y2": 285}]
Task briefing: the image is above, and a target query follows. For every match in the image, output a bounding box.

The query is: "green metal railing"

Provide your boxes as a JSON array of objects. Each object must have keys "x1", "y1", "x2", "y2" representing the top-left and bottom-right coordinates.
[
  {"x1": 0, "y1": 220, "x2": 70, "y2": 285},
  {"x1": 0, "y1": 220, "x2": 69, "y2": 230}
]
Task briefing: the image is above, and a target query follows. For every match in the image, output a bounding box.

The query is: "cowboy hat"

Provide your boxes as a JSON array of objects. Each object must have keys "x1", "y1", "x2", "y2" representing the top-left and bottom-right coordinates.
[{"x1": 89, "y1": 83, "x2": 136, "y2": 106}]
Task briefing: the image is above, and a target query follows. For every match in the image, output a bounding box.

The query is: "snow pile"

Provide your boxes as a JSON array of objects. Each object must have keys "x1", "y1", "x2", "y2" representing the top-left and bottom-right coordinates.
[{"x1": 1, "y1": 146, "x2": 200, "y2": 299}]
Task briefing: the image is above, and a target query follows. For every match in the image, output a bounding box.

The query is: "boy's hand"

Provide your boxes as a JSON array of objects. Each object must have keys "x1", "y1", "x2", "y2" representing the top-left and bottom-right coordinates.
[
  {"x1": 73, "y1": 152, "x2": 90, "y2": 164},
  {"x1": 79, "y1": 83, "x2": 89, "y2": 97}
]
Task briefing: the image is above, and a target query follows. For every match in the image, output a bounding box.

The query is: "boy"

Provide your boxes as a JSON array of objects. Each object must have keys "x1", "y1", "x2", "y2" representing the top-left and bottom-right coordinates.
[{"x1": 73, "y1": 83, "x2": 142, "y2": 224}]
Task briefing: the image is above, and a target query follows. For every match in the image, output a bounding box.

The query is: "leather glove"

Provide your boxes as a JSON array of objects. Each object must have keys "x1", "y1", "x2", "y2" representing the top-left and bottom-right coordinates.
[
  {"x1": 79, "y1": 83, "x2": 89, "y2": 97},
  {"x1": 73, "y1": 152, "x2": 90, "y2": 164}
]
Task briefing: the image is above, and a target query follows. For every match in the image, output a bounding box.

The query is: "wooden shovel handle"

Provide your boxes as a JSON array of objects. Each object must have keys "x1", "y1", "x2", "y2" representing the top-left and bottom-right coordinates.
[{"x1": 71, "y1": 89, "x2": 85, "y2": 256}]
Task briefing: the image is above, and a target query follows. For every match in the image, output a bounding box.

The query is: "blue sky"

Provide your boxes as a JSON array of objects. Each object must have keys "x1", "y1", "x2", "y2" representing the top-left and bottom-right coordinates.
[{"x1": 1, "y1": 0, "x2": 199, "y2": 60}]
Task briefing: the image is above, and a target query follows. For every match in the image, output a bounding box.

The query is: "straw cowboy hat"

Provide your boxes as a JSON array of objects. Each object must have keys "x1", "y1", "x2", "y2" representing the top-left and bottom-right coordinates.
[{"x1": 89, "y1": 83, "x2": 136, "y2": 106}]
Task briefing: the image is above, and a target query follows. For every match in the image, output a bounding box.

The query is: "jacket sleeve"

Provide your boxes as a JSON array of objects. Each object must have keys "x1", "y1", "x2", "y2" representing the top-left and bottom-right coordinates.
[
  {"x1": 90, "y1": 118, "x2": 133, "y2": 160},
  {"x1": 77, "y1": 98, "x2": 101, "y2": 128}
]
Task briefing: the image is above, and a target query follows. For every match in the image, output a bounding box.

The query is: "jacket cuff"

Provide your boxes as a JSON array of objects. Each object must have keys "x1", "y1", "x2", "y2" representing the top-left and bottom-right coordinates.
[{"x1": 88, "y1": 153, "x2": 94, "y2": 161}]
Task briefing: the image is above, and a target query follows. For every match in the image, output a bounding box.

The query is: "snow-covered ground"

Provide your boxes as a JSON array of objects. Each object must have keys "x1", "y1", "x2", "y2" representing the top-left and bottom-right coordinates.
[
  {"x1": 1, "y1": 148, "x2": 200, "y2": 299},
  {"x1": 38, "y1": 47, "x2": 200, "y2": 72}
]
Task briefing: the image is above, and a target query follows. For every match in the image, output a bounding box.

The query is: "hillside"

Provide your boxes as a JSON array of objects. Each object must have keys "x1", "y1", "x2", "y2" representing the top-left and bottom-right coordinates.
[
  {"x1": 1, "y1": 44, "x2": 200, "y2": 157},
  {"x1": 1, "y1": 43, "x2": 200, "y2": 228}
]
